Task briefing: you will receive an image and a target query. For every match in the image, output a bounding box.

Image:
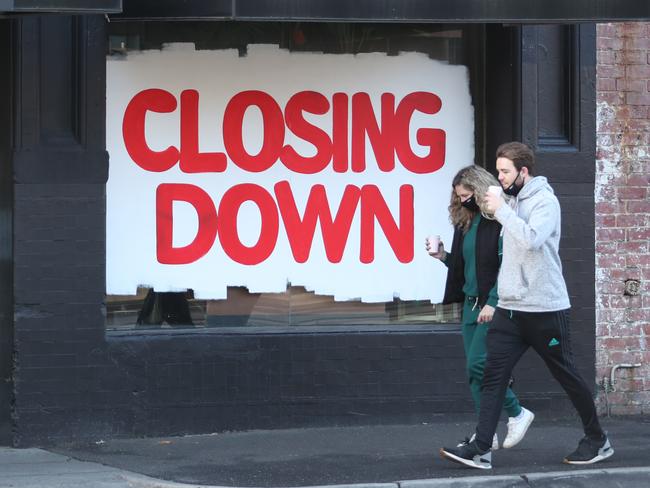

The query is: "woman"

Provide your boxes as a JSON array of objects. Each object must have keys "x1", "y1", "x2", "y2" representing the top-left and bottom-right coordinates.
[{"x1": 426, "y1": 165, "x2": 534, "y2": 450}]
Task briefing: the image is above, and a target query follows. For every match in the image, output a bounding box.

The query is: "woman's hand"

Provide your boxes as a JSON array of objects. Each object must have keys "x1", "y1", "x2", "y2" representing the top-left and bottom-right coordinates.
[
  {"x1": 425, "y1": 237, "x2": 446, "y2": 261},
  {"x1": 477, "y1": 304, "x2": 495, "y2": 323}
]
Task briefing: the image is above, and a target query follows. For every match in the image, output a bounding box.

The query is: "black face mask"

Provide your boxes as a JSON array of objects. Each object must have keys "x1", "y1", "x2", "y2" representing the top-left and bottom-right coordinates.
[
  {"x1": 461, "y1": 195, "x2": 480, "y2": 212},
  {"x1": 503, "y1": 171, "x2": 524, "y2": 197}
]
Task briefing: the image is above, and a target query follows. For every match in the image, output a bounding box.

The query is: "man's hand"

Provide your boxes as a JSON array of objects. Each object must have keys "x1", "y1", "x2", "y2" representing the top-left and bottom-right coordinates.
[
  {"x1": 477, "y1": 304, "x2": 495, "y2": 324},
  {"x1": 483, "y1": 191, "x2": 504, "y2": 214}
]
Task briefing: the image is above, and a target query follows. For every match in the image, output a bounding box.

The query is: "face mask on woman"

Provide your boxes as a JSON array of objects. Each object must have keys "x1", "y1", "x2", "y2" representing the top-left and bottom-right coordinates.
[{"x1": 461, "y1": 195, "x2": 480, "y2": 212}]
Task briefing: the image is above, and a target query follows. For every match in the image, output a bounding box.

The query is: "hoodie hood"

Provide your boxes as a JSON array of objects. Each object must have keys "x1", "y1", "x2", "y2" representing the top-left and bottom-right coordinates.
[{"x1": 518, "y1": 176, "x2": 554, "y2": 201}]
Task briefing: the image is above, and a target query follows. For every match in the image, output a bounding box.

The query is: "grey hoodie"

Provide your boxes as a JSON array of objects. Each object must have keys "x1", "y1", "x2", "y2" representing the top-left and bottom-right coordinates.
[{"x1": 494, "y1": 176, "x2": 571, "y2": 312}]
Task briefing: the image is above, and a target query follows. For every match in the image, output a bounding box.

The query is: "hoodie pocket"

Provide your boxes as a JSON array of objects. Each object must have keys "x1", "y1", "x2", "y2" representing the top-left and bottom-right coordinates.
[{"x1": 499, "y1": 265, "x2": 529, "y2": 301}]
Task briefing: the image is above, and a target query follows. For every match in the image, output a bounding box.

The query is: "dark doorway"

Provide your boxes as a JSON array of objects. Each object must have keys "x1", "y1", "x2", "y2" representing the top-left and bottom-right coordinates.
[{"x1": 0, "y1": 18, "x2": 14, "y2": 445}]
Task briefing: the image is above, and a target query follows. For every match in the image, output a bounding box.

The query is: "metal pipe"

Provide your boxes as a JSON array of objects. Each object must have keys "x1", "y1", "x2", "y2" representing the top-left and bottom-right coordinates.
[{"x1": 610, "y1": 363, "x2": 642, "y2": 392}]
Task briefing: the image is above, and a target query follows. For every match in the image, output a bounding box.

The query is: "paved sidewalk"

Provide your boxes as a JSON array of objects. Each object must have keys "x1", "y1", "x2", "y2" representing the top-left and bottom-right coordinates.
[{"x1": 3, "y1": 415, "x2": 649, "y2": 487}]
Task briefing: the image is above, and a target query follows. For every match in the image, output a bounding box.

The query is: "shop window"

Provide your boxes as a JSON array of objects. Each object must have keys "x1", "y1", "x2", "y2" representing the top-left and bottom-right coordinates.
[
  {"x1": 106, "y1": 285, "x2": 460, "y2": 329},
  {"x1": 105, "y1": 21, "x2": 475, "y2": 330}
]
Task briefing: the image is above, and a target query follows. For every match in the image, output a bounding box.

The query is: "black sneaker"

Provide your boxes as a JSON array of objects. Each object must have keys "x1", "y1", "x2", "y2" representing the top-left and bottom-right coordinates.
[
  {"x1": 563, "y1": 435, "x2": 614, "y2": 465},
  {"x1": 457, "y1": 433, "x2": 499, "y2": 450},
  {"x1": 440, "y1": 440, "x2": 492, "y2": 469}
]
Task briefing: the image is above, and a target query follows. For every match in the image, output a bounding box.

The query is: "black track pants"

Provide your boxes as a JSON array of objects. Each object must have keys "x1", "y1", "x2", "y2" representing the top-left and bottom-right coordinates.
[{"x1": 475, "y1": 307, "x2": 604, "y2": 451}]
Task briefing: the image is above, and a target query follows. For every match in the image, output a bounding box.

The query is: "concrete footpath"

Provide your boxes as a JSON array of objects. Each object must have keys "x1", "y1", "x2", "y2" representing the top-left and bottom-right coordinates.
[{"x1": 2, "y1": 415, "x2": 650, "y2": 488}]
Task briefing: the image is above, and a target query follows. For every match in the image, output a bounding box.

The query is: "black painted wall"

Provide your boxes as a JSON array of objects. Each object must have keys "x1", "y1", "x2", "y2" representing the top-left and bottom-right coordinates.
[
  {"x1": 0, "y1": 19, "x2": 14, "y2": 445},
  {"x1": 9, "y1": 16, "x2": 596, "y2": 446}
]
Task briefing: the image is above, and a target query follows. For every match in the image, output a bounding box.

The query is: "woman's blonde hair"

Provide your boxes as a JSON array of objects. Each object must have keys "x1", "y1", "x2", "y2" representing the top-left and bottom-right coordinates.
[{"x1": 448, "y1": 165, "x2": 500, "y2": 232}]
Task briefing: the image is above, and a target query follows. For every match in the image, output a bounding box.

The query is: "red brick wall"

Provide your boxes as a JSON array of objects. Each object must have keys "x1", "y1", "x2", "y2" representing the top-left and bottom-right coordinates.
[{"x1": 596, "y1": 22, "x2": 650, "y2": 414}]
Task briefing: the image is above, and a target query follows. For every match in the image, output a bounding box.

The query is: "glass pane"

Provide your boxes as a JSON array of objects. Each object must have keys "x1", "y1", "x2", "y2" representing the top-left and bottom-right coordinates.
[{"x1": 105, "y1": 21, "x2": 470, "y2": 330}]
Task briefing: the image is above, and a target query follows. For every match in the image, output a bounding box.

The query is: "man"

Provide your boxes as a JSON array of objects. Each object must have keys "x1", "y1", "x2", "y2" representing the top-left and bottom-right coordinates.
[{"x1": 439, "y1": 142, "x2": 613, "y2": 470}]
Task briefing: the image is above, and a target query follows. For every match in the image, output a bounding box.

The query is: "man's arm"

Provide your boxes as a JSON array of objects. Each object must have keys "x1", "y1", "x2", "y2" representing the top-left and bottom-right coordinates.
[{"x1": 494, "y1": 198, "x2": 559, "y2": 250}]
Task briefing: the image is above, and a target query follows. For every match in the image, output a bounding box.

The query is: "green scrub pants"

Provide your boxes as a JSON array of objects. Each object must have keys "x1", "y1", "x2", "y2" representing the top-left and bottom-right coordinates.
[{"x1": 462, "y1": 297, "x2": 522, "y2": 418}]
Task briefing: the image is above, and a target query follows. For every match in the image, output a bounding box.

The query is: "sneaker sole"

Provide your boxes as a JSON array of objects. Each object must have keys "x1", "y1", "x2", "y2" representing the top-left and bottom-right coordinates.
[
  {"x1": 563, "y1": 447, "x2": 614, "y2": 465},
  {"x1": 502, "y1": 411, "x2": 535, "y2": 449},
  {"x1": 439, "y1": 448, "x2": 491, "y2": 470}
]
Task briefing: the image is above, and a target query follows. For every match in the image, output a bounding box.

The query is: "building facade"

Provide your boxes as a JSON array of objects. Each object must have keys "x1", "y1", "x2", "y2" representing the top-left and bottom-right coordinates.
[
  {"x1": 0, "y1": 2, "x2": 648, "y2": 445},
  {"x1": 595, "y1": 22, "x2": 650, "y2": 415}
]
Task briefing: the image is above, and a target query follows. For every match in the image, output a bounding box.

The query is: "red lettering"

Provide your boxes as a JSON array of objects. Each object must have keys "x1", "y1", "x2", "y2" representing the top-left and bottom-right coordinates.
[
  {"x1": 351, "y1": 93, "x2": 395, "y2": 172},
  {"x1": 223, "y1": 91, "x2": 285, "y2": 172},
  {"x1": 218, "y1": 184, "x2": 279, "y2": 265},
  {"x1": 125, "y1": 89, "x2": 448, "y2": 175},
  {"x1": 123, "y1": 89, "x2": 179, "y2": 172},
  {"x1": 275, "y1": 181, "x2": 360, "y2": 263},
  {"x1": 156, "y1": 183, "x2": 217, "y2": 264},
  {"x1": 394, "y1": 92, "x2": 445, "y2": 174},
  {"x1": 180, "y1": 90, "x2": 227, "y2": 173},
  {"x1": 281, "y1": 91, "x2": 333, "y2": 174},
  {"x1": 360, "y1": 184, "x2": 414, "y2": 264},
  {"x1": 332, "y1": 93, "x2": 349, "y2": 173}
]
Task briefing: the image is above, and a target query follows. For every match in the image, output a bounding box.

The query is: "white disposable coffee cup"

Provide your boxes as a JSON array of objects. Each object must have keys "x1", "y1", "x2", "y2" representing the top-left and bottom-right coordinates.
[
  {"x1": 488, "y1": 185, "x2": 503, "y2": 197},
  {"x1": 427, "y1": 235, "x2": 440, "y2": 252}
]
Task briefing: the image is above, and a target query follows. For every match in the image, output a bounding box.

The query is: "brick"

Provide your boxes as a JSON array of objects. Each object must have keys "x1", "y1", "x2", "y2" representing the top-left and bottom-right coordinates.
[
  {"x1": 600, "y1": 337, "x2": 642, "y2": 350},
  {"x1": 595, "y1": 241, "x2": 618, "y2": 254},
  {"x1": 621, "y1": 22, "x2": 646, "y2": 35},
  {"x1": 607, "y1": 268, "x2": 641, "y2": 281},
  {"x1": 626, "y1": 92, "x2": 650, "y2": 105},
  {"x1": 616, "y1": 78, "x2": 646, "y2": 92},
  {"x1": 629, "y1": 228, "x2": 650, "y2": 240},
  {"x1": 617, "y1": 186, "x2": 647, "y2": 200},
  {"x1": 608, "y1": 295, "x2": 643, "y2": 309},
  {"x1": 598, "y1": 36, "x2": 624, "y2": 50},
  {"x1": 598, "y1": 91, "x2": 626, "y2": 106},
  {"x1": 595, "y1": 254, "x2": 626, "y2": 268},
  {"x1": 630, "y1": 160, "x2": 650, "y2": 173},
  {"x1": 597, "y1": 117, "x2": 635, "y2": 133},
  {"x1": 618, "y1": 241, "x2": 649, "y2": 253},
  {"x1": 616, "y1": 50, "x2": 645, "y2": 64},
  {"x1": 597, "y1": 176, "x2": 623, "y2": 196},
  {"x1": 605, "y1": 350, "x2": 643, "y2": 365},
  {"x1": 596, "y1": 308, "x2": 626, "y2": 323},
  {"x1": 621, "y1": 121, "x2": 650, "y2": 133},
  {"x1": 626, "y1": 173, "x2": 650, "y2": 186},
  {"x1": 597, "y1": 23, "x2": 618, "y2": 38},
  {"x1": 597, "y1": 50, "x2": 616, "y2": 65},
  {"x1": 629, "y1": 105, "x2": 648, "y2": 119},
  {"x1": 596, "y1": 159, "x2": 629, "y2": 174},
  {"x1": 596, "y1": 185, "x2": 617, "y2": 201},
  {"x1": 626, "y1": 64, "x2": 650, "y2": 80},
  {"x1": 598, "y1": 64, "x2": 626, "y2": 79},
  {"x1": 598, "y1": 78, "x2": 617, "y2": 91},
  {"x1": 595, "y1": 214, "x2": 616, "y2": 227},
  {"x1": 625, "y1": 37, "x2": 650, "y2": 50},
  {"x1": 596, "y1": 228, "x2": 626, "y2": 241},
  {"x1": 627, "y1": 200, "x2": 650, "y2": 213},
  {"x1": 596, "y1": 281, "x2": 626, "y2": 295},
  {"x1": 597, "y1": 133, "x2": 615, "y2": 147},
  {"x1": 625, "y1": 308, "x2": 650, "y2": 322},
  {"x1": 595, "y1": 201, "x2": 627, "y2": 214},
  {"x1": 617, "y1": 213, "x2": 648, "y2": 227},
  {"x1": 627, "y1": 254, "x2": 650, "y2": 267},
  {"x1": 595, "y1": 147, "x2": 620, "y2": 161}
]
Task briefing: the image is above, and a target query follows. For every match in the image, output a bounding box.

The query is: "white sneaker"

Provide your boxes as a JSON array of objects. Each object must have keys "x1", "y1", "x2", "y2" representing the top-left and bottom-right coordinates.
[
  {"x1": 503, "y1": 407, "x2": 535, "y2": 449},
  {"x1": 458, "y1": 433, "x2": 499, "y2": 450}
]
